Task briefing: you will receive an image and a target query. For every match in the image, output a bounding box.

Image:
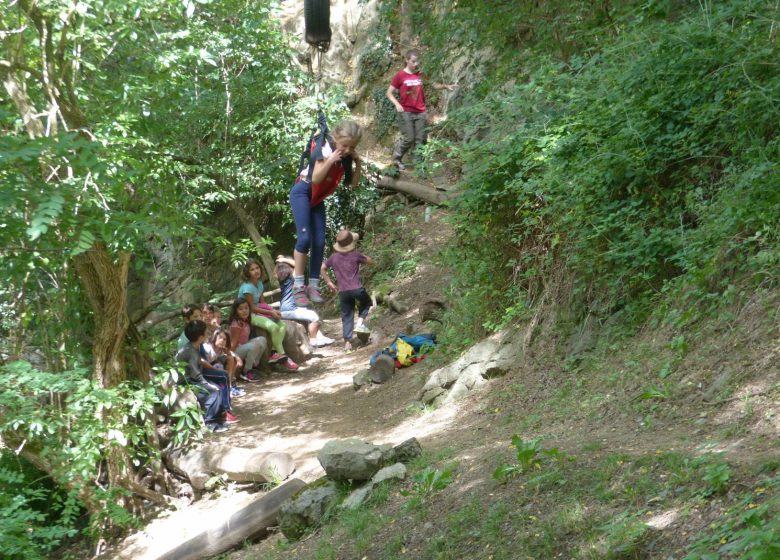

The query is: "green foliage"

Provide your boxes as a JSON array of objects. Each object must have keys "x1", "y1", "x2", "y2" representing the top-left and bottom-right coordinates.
[
  {"x1": 685, "y1": 475, "x2": 780, "y2": 559},
  {"x1": 493, "y1": 436, "x2": 561, "y2": 483},
  {"x1": 372, "y1": 86, "x2": 398, "y2": 140},
  {"x1": 427, "y1": 0, "x2": 780, "y2": 341},
  {"x1": 0, "y1": 455, "x2": 80, "y2": 559},
  {"x1": 0, "y1": 361, "x2": 161, "y2": 539},
  {"x1": 693, "y1": 454, "x2": 733, "y2": 496},
  {"x1": 401, "y1": 464, "x2": 457, "y2": 511}
]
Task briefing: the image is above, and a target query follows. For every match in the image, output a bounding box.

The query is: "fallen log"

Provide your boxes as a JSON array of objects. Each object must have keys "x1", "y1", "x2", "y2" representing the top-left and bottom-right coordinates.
[
  {"x1": 156, "y1": 478, "x2": 306, "y2": 560},
  {"x1": 375, "y1": 176, "x2": 455, "y2": 206},
  {"x1": 110, "y1": 478, "x2": 306, "y2": 560}
]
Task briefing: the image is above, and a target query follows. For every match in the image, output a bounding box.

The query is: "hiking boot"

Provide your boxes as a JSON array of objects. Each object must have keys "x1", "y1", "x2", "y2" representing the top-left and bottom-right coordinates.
[
  {"x1": 293, "y1": 285, "x2": 310, "y2": 307},
  {"x1": 230, "y1": 386, "x2": 247, "y2": 398},
  {"x1": 281, "y1": 357, "x2": 299, "y2": 371},
  {"x1": 268, "y1": 352, "x2": 286, "y2": 364},
  {"x1": 307, "y1": 284, "x2": 324, "y2": 304},
  {"x1": 239, "y1": 370, "x2": 258, "y2": 383}
]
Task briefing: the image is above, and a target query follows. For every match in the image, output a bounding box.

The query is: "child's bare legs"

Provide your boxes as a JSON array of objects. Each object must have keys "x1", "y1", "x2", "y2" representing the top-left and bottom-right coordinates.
[{"x1": 225, "y1": 354, "x2": 237, "y2": 385}]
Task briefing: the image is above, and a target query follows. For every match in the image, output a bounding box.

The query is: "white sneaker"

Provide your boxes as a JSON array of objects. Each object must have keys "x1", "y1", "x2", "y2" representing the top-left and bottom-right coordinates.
[
  {"x1": 354, "y1": 324, "x2": 370, "y2": 334},
  {"x1": 311, "y1": 335, "x2": 335, "y2": 347}
]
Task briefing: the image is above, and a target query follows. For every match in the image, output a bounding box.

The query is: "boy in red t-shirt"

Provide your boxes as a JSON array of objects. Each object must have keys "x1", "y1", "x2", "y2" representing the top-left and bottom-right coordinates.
[{"x1": 386, "y1": 49, "x2": 456, "y2": 170}]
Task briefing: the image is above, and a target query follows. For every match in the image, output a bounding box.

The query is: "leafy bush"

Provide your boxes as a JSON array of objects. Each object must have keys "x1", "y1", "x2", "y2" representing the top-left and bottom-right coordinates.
[
  {"x1": 426, "y1": 0, "x2": 780, "y2": 342},
  {"x1": 0, "y1": 455, "x2": 80, "y2": 559}
]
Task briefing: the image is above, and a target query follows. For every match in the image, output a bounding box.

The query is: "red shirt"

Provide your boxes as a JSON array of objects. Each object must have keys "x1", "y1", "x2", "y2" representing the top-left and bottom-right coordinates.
[
  {"x1": 299, "y1": 139, "x2": 346, "y2": 208},
  {"x1": 391, "y1": 70, "x2": 426, "y2": 113}
]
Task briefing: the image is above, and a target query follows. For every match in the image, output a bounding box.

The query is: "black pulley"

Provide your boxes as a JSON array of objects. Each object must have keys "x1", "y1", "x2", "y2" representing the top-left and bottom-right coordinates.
[{"x1": 304, "y1": 0, "x2": 331, "y2": 50}]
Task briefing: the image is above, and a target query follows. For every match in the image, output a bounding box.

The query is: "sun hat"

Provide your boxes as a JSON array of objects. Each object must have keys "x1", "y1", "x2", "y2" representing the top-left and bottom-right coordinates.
[{"x1": 333, "y1": 229, "x2": 359, "y2": 253}]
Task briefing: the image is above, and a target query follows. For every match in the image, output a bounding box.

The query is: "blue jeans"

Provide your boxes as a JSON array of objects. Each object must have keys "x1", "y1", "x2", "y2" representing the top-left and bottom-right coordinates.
[
  {"x1": 338, "y1": 287, "x2": 371, "y2": 341},
  {"x1": 290, "y1": 179, "x2": 327, "y2": 280},
  {"x1": 203, "y1": 368, "x2": 231, "y2": 412},
  {"x1": 188, "y1": 379, "x2": 224, "y2": 425}
]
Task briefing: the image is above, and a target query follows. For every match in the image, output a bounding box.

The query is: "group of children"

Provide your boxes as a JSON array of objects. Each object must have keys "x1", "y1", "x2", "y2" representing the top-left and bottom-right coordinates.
[
  {"x1": 175, "y1": 232, "x2": 373, "y2": 432},
  {"x1": 175, "y1": 117, "x2": 376, "y2": 432}
]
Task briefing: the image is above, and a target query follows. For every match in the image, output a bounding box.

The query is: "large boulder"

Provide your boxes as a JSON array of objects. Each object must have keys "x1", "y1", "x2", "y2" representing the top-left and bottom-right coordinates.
[
  {"x1": 278, "y1": 481, "x2": 340, "y2": 541},
  {"x1": 317, "y1": 438, "x2": 393, "y2": 481}
]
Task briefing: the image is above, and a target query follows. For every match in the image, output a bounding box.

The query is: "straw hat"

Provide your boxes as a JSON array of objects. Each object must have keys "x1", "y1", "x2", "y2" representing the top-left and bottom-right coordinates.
[{"x1": 333, "y1": 229, "x2": 359, "y2": 253}]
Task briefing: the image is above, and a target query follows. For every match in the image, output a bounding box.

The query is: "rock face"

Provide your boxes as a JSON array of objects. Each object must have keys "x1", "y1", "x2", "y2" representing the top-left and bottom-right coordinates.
[
  {"x1": 317, "y1": 438, "x2": 394, "y2": 481},
  {"x1": 419, "y1": 328, "x2": 524, "y2": 407},
  {"x1": 165, "y1": 445, "x2": 295, "y2": 490},
  {"x1": 278, "y1": 482, "x2": 340, "y2": 541}
]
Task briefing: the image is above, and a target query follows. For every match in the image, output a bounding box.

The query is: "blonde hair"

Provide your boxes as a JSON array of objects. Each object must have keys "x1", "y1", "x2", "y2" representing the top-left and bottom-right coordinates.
[{"x1": 332, "y1": 120, "x2": 362, "y2": 145}]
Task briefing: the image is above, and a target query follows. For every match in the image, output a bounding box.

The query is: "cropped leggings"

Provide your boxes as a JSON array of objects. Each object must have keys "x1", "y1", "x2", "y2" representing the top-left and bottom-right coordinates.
[
  {"x1": 250, "y1": 314, "x2": 286, "y2": 355},
  {"x1": 290, "y1": 179, "x2": 326, "y2": 280}
]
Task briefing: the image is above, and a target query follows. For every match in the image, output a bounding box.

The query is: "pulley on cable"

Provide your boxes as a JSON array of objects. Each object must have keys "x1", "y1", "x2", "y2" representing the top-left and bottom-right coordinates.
[{"x1": 304, "y1": 0, "x2": 331, "y2": 53}]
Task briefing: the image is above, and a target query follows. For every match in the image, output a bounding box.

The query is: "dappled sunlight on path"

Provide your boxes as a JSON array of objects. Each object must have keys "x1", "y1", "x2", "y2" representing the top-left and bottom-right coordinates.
[{"x1": 228, "y1": 340, "x2": 461, "y2": 481}]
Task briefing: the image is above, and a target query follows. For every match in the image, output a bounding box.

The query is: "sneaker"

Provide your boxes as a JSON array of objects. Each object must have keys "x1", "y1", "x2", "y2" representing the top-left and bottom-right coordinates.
[
  {"x1": 354, "y1": 323, "x2": 370, "y2": 334},
  {"x1": 239, "y1": 370, "x2": 258, "y2": 383},
  {"x1": 293, "y1": 285, "x2": 310, "y2": 307},
  {"x1": 281, "y1": 357, "x2": 299, "y2": 371},
  {"x1": 224, "y1": 411, "x2": 240, "y2": 424},
  {"x1": 230, "y1": 386, "x2": 246, "y2": 398},
  {"x1": 310, "y1": 334, "x2": 335, "y2": 347},
  {"x1": 206, "y1": 422, "x2": 229, "y2": 433},
  {"x1": 393, "y1": 159, "x2": 406, "y2": 171},
  {"x1": 268, "y1": 352, "x2": 286, "y2": 364},
  {"x1": 307, "y1": 284, "x2": 324, "y2": 304},
  {"x1": 344, "y1": 340, "x2": 353, "y2": 354}
]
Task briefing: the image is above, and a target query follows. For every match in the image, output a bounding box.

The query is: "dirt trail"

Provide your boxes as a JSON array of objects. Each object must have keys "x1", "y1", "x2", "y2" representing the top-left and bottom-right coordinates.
[{"x1": 226, "y1": 202, "x2": 458, "y2": 481}]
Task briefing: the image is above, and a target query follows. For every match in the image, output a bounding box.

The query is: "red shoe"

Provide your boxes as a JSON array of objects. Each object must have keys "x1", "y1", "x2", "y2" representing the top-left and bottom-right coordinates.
[
  {"x1": 268, "y1": 352, "x2": 286, "y2": 364},
  {"x1": 224, "y1": 411, "x2": 240, "y2": 424},
  {"x1": 282, "y1": 357, "x2": 299, "y2": 371}
]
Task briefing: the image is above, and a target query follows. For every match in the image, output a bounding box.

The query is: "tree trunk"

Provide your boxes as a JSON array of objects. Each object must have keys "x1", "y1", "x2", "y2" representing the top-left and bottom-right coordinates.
[
  {"x1": 375, "y1": 176, "x2": 455, "y2": 206},
  {"x1": 228, "y1": 199, "x2": 278, "y2": 288}
]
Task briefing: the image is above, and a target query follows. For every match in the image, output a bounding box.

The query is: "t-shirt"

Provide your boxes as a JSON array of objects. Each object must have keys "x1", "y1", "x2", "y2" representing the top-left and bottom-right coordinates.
[
  {"x1": 299, "y1": 140, "x2": 346, "y2": 208},
  {"x1": 230, "y1": 319, "x2": 251, "y2": 346},
  {"x1": 324, "y1": 250, "x2": 368, "y2": 292},
  {"x1": 238, "y1": 280, "x2": 263, "y2": 305},
  {"x1": 175, "y1": 344, "x2": 204, "y2": 383},
  {"x1": 279, "y1": 277, "x2": 296, "y2": 312},
  {"x1": 391, "y1": 69, "x2": 426, "y2": 113}
]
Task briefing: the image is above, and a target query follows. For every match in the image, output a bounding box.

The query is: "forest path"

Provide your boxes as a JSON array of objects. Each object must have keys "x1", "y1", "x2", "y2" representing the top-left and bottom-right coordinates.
[{"x1": 226, "y1": 201, "x2": 458, "y2": 483}]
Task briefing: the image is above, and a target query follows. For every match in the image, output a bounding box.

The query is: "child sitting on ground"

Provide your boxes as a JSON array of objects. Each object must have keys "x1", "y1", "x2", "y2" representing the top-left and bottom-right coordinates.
[
  {"x1": 275, "y1": 256, "x2": 334, "y2": 347},
  {"x1": 228, "y1": 298, "x2": 268, "y2": 383},
  {"x1": 238, "y1": 259, "x2": 298, "y2": 371},
  {"x1": 177, "y1": 303, "x2": 202, "y2": 350},
  {"x1": 175, "y1": 320, "x2": 230, "y2": 433},
  {"x1": 321, "y1": 229, "x2": 374, "y2": 353}
]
